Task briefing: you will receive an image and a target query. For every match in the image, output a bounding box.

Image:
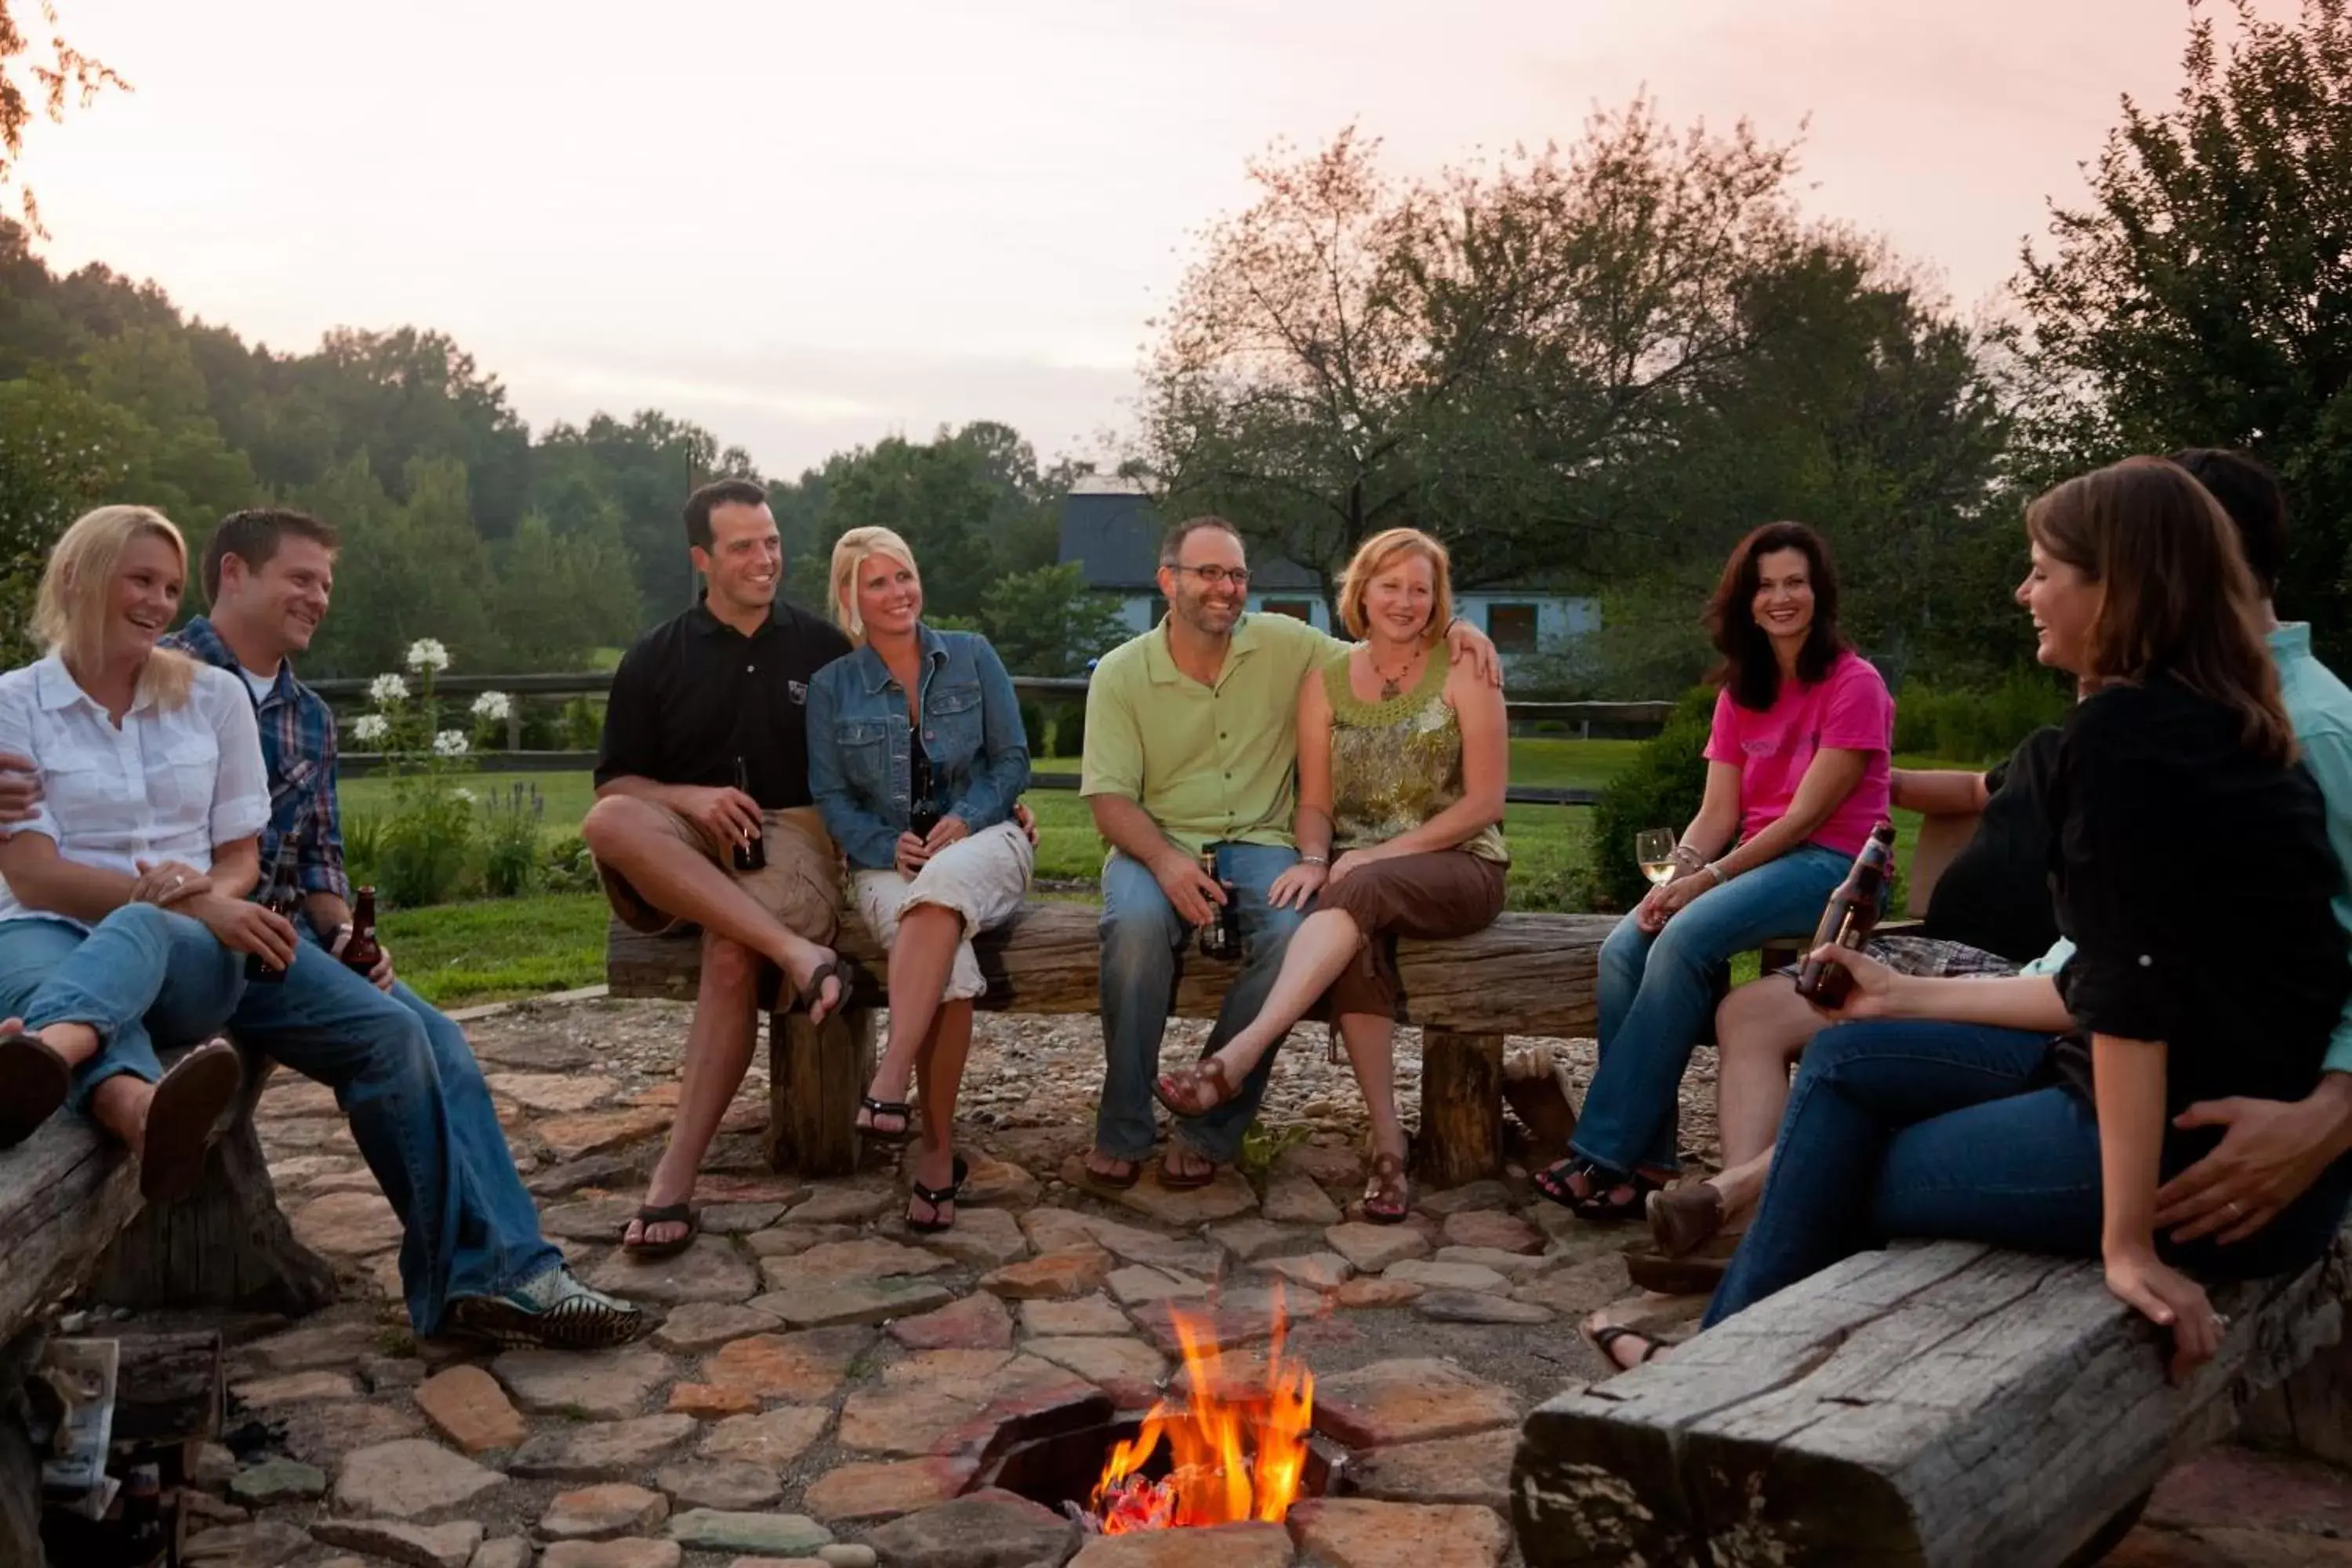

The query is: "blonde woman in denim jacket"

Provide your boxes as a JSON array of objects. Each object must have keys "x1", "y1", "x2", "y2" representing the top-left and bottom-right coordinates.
[{"x1": 807, "y1": 526, "x2": 1033, "y2": 1232}]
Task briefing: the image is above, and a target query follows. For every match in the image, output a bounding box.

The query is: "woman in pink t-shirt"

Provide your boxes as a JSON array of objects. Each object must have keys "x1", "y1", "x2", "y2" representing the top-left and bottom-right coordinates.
[{"x1": 1536, "y1": 521, "x2": 1893, "y2": 1221}]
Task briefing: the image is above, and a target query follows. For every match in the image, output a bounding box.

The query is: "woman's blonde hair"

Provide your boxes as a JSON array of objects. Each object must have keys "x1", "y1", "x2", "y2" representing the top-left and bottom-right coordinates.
[
  {"x1": 36, "y1": 505, "x2": 198, "y2": 708},
  {"x1": 1338, "y1": 527, "x2": 1453, "y2": 644},
  {"x1": 828, "y1": 526, "x2": 922, "y2": 647}
]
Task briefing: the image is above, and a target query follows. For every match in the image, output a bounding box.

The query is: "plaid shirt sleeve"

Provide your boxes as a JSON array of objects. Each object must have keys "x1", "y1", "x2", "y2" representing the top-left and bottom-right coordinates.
[{"x1": 289, "y1": 690, "x2": 353, "y2": 903}]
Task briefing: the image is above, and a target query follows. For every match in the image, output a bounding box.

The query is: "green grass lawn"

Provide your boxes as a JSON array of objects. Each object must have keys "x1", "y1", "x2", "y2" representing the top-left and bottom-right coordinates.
[{"x1": 379, "y1": 893, "x2": 612, "y2": 1008}]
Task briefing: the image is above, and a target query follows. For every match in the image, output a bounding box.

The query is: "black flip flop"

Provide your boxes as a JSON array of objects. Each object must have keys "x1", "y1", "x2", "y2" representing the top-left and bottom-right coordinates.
[
  {"x1": 856, "y1": 1094, "x2": 915, "y2": 1145},
  {"x1": 0, "y1": 1027, "x2": 71, "y2": 1151},
  {"x1": 905, "y1": 1156, "x2": 969, "y2": 1235},
  {"x1": 139, "y1": 1039, "x2": 242, "y2": 1203},
  {"x1": 798, "y1": 958, "x2": 861, "y2": 1025},
  {"x1": 1585, "y1": 1322, "x2": 1669, "y2": 1370},
  {"x1": 621, "y1": 1202, "x2": 699, "y2": 1260}
]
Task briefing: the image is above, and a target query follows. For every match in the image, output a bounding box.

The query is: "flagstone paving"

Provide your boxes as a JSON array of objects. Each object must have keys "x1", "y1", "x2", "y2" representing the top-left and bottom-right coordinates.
[{"x1": 137, "y1": 995, "x2": 2352, "y2": 1567}]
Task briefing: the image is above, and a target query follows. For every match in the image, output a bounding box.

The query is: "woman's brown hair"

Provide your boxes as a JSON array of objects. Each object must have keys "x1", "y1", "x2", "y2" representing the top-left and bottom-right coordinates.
[
  {"x1": 2026, "y1": 456, "x2": 2294, "y2": 763},
  {"x1": 1707, "y1": 521, "x2": 1847, "y2": 711}
]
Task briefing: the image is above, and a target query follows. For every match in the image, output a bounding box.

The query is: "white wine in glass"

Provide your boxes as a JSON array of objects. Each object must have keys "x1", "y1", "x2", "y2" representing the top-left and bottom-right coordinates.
[{"x1": 1635, "y1": 828, "x2": 1678, "y2": 888}]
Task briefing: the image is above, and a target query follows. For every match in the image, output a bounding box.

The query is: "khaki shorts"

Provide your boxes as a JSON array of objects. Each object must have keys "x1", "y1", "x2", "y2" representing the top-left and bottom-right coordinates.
[
  {"x1": 850, "y1": 820, "x2": 1033, "y2": 1002},
  {"x1": 598, "y1": 802, "x2": 841, "y2": 945}
]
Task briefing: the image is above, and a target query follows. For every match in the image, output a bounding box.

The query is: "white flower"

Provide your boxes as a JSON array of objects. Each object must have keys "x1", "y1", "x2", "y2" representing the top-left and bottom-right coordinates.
[
  {"x1": 406, "y1": 638, "x2": 451, "y2": 673},
  {"x1": 433, "y1": 730, "x2": 470, "y2": 757},
  {"x1": 452, "y1": 787, "x2": 477, "y2": 805},
  {"x1": 350, "y1": 713, "x2": 389, "y2": 745},
  {"x1": 470, "y1": 690, "x2": 512, "y2": 722},
  {"x1": 367, "y1": 673, "x2": 408, "y2": 706}
]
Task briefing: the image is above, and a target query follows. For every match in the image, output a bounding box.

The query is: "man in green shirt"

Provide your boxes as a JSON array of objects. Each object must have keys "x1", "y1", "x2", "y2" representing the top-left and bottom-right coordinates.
[{"x1": 1078, "y1": 516, "x2": 1497, "y2": 1188}]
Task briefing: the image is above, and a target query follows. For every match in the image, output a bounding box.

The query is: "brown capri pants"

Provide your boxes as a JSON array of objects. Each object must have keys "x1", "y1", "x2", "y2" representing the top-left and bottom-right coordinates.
[
  {"x1": 1320, "y1": 849, "x2": 1508, "y2": 1020},
  {"x1": 598, "y1": 803, "x2": 842, "y2": 946}
]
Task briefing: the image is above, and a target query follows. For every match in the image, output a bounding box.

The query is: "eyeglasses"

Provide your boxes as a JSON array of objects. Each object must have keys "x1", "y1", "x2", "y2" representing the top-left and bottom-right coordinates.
[{"x1": 1171, "y1": 564, "x2": 1252, "y2": 588}]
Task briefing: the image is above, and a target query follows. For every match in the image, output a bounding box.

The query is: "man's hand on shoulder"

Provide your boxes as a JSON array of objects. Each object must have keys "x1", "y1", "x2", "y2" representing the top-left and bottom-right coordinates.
[
  {"x1": 0, "y1": 750, "x2": 40, "y2": 829},
  {"x1": 1442, "y1": 618, "x2": 1503, "y2": 688},
  {"x1": 2155, "y1": 1076, "x2": 2352, "y2": 1245}
]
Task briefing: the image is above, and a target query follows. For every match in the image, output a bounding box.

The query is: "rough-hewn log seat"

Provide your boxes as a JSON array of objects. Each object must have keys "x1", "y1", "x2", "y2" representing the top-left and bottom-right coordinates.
[
  {"x1": 0, "y1": 1045, "x2": 333, "y2": 1567},
  {"x1": 1511, "y1": 1232, "x2": 2352, "y2": 1568},
  {"x1": 607, "y1": 902, "x2": 1617, "y2": 1183}
]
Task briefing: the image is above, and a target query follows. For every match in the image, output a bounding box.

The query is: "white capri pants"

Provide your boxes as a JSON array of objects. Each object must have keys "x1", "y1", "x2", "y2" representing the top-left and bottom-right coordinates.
[{"x1": 851, "y1": 820, "x2": 1034, "y2": 1002}]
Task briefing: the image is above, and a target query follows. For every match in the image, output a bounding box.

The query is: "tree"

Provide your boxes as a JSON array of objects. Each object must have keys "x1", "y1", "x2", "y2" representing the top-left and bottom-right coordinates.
[
  {"x1": 2006, "y1": 0, "x2": 2352, "y2": 662},
  {"x1": 0, "y1": 1, "x2": 122, "y2": 234},
  {"x1": 1138, "y1": 107, "x2": 1813, "y2": 606},
  {"x1": 977, "y1": 563, "x2": 1131, "y2": 676},
  {"x1": 0, "y1": 376, "x2": 142, "y2": 662},
  {"x1": 492, "y1": 513, "x2": 642, "y2": 670}
]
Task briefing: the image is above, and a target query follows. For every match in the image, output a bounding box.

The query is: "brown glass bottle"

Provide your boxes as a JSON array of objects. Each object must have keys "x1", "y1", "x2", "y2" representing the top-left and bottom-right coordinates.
[
  {"x1": 342, "y1": 887, "x2": 383, "y2": 974},
  {"x1": 732, "y1": 756, "x2": 765, "y2": 872},
  {"x1": 246, "y1": 834, "x2": 300, "y2": 984},
  {"x1": 1196, "y1": 848, "x2": 1242, "y2": 960},
  {"x1": 1793, "y1": 822, "x2": 1899, "y2": 1007}
]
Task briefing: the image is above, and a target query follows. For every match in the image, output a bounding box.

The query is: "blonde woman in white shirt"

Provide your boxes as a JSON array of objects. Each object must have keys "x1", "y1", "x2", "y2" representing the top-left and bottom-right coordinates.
[{"x1": 0, "y1": 505, "x2": 296, "y2": 1200}]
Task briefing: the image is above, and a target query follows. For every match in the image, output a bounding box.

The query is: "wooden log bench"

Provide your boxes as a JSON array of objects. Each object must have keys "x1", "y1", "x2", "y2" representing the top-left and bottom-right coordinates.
[
  {"x1": 1512, "y1": 1232, "x2": 2352, "y2": 1567},
  {"x1": 0, "y1": 1044, "x2": 334, "y2": 1568},
  {"x1": 606, "y1": 903, "x2": 1618, "y2": 1185},
  {"x1": 1510, "y1": 804, "x2": 2352, "y2": 1566}
]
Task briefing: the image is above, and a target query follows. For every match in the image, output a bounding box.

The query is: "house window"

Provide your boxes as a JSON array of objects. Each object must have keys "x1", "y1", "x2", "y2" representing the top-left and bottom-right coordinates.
[
  {"x1": 1486, "y1": 603, "x2": 1539, "y2": 654},
  {"x1": 1261, "y1": 599, "x2": 1316, "y2": 622}
]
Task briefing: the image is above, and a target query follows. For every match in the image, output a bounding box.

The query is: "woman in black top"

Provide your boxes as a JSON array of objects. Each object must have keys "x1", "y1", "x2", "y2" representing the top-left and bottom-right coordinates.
[{"x1": 1592, "y1": 458, "x2": 2351, "y2": 1379}]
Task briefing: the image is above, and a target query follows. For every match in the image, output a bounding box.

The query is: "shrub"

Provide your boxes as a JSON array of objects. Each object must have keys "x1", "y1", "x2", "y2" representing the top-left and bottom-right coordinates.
[
  {"x1": 478, "y1": 781, "x2": 546, "y2": 898},
  {"x1": 1892, "y1": 667, "x2": 2071, "y2": 764},
  {"x1": 542, "y1": 833, "x2": 600, "y2": 894},
  {"x1": 560, "y1": 697, "x2": 604, "y2": 751},
  {"x1": 1054, "y1": 702, "x2": 1087, "y2": 760},
  {"x1": 1020, "y1": 701, "x2": 1047, "y2": 760},
  {"x1": 1588, "y1": 686, "x2": 1718, "y2": 912},
  {"x1": 342, "y1": 811, "x2": 383, "y2": 888},
  {"x1": 352, "y1": 641, "x2": 514, "y2": 907}
]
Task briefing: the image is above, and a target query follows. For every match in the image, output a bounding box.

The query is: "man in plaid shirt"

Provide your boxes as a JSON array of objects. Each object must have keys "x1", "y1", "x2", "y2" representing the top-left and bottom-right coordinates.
[{"x1": 162, "y1": 509, "x2": 643, "y2": 1350}]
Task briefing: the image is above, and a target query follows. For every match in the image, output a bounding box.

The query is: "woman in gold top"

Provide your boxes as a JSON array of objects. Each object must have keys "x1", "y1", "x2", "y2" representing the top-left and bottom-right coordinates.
[{"x1": 1155, "y1": 528, "x2": 1508, "y2": 1220}]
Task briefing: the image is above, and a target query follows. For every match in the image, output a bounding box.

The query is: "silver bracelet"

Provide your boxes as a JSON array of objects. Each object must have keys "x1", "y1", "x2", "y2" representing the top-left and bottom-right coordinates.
[
  {"x1": 1703, "y1": 861, "x2": 1728, "y2": 886},
  {"x1": 1301, "y1": 855, "x2": 1330, "y2": 867}
]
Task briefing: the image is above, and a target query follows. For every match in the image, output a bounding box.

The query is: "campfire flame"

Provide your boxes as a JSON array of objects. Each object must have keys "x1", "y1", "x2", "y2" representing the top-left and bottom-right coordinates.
[{"x1": 1087, "y1": 1289, "x2": 1315, "y2": 1533}]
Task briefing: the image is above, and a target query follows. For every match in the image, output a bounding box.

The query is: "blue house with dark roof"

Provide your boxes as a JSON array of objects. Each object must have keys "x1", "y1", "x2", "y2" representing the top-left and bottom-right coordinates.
[{"x1": 1057, "y1": 475, "x2": 1597, "y2": 670}]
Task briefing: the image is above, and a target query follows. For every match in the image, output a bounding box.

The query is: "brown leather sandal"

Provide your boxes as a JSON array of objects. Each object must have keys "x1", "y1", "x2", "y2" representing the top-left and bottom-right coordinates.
[
  {"x1": 139, "y1": 1039, "x2": 243, "y2": 1204},
  {"x1": 1647, "y1": 1181, "x2": 1726, "y2": 1258},
  {"x1": 0, "y1": 1026, "x2": 71, "y2": 1150},
  {"x1": 1362, "y1": 1151, "x2": 1410, "y2": 1225},
  {"x1": 1152, "y1": 1054, "x2": 1237, "y2": 1119}
]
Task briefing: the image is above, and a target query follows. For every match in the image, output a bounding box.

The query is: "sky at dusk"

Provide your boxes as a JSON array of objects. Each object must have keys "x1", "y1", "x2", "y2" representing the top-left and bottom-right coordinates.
[{"x1": 12, "y1": 0, "x2": 2275, "y2": 476}]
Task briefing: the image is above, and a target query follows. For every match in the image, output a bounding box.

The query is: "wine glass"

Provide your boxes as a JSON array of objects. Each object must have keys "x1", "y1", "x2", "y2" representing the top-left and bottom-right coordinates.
[{"x1": 1635, "y1": 828, "x2": 1679, "y2": 889}]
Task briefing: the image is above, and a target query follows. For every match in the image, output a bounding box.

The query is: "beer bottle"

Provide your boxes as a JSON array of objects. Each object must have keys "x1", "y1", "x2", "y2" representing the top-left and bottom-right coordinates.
[
  {"x1": 732, "y1": 756, "x2": 765, "y2": 872},
  {"x1": 246, "y1": 834, "x2": 301, "y2": 985},
  {"x1": 1793, "y1": 822, "x2": 1898, "y2": 1007},
  {"x1": 342, "y1": 886, "x2": 383, "y2": 975},
  {"x1": 1196, "y1": 848, "x2": 1242, "y2": 960}
]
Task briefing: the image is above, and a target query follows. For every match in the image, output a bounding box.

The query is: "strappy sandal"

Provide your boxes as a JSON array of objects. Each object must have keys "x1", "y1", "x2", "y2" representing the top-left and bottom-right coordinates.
[
  {"x1": 0, "y1": 1026, "x2": 71, "y2": 1151},
  {"x1": 1533, "y1": 1156, "x2": 1664, "y2": 1223},
  {"x1": 621, "y1": 1201, "x2": 699, "y2": 1260},
  {"x1": 905, "y1": 1156, "x2": 970, "y2": 1235},
  {"x1": 139, "y1": 1038, "x2": 243, "y2": 1203},
  {"x1": 1362, "y1": 1151, "x2": 1410, "y2": 1225},
  {"x1": 855, "y1": 1094, "x2": 915, "y2": 1145},
  {"x1": 1648, "y1": 1182, "x2": 1726, "y2": 1258},
  {"x1": 1152, "y1": 1055, "x2": 1237, "y2": 1119}
]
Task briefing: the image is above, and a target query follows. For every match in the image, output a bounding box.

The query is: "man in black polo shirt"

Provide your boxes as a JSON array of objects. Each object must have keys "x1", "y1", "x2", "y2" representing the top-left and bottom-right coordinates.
[{"x1": 583, "y1": 478, "x2": 854, "y2": 1254}]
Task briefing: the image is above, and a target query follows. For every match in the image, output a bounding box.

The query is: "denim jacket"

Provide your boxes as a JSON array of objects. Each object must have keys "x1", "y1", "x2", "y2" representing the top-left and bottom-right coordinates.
[{"x1": 806, "y1": 626, "x2": 1030, "y2": 870}]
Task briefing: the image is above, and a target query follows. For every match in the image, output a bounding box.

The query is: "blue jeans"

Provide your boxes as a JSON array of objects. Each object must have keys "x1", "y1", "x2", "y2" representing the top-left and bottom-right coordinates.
[
  {"x1": 227, "y1": 926, "x2": 560, "y2": 1336},
  {"x1": 1570, "y1": 844, "x2": 1849, "y2": 1174},
  {"x1": 0, "y1": 906, "x2": 246, "y2": 1112},
  {"x1": 1704, "y1": 1019, "x2": 2352, "y2": 1328},
  {"x1": 1097, "y1": 842, "x2": 1308, "y2": 1163}
]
